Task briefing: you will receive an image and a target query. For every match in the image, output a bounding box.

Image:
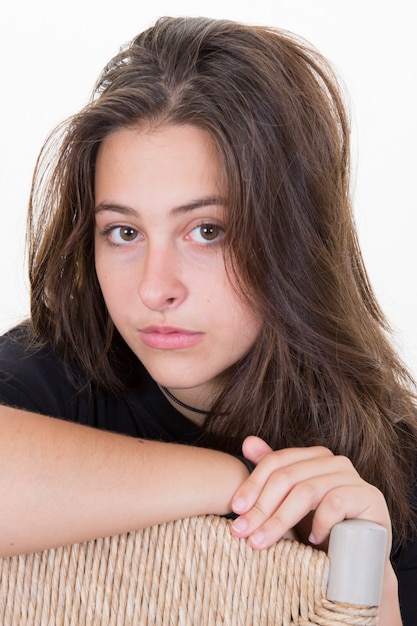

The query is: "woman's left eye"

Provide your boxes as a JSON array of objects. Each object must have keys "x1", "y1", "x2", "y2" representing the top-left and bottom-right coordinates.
[{"x1": 188, "y1": 223, "x2": 224, "y2": 244}]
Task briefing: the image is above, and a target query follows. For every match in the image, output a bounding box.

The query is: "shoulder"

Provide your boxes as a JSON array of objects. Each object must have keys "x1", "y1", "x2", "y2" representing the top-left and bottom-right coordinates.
[
  {"x1": 0, "y1": 322, "x2": 67, "y2": 382},
  {"x1": 0, "y1": 322, "x2": 84, "y2": 417},
  {"x1": 0, "y1": 323, "x2": 140, "y2": 429}
]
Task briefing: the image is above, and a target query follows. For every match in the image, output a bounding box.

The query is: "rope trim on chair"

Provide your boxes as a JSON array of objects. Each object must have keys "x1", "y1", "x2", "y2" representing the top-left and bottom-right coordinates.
[{"x1": 0, "y1": 515, "x2": 379, "y2": 625}]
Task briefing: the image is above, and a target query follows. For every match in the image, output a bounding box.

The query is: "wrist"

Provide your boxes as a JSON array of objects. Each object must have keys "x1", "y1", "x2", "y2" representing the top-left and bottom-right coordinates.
[
  {"x1": 223, "y1": 455, "x2": 255, "y2": 519},
  {"x1": 235, "y1": 455, "x2": 256, "y2": 474},
  {"x1": 219, "y1": 454, "x2": 254, "y2": 518}
]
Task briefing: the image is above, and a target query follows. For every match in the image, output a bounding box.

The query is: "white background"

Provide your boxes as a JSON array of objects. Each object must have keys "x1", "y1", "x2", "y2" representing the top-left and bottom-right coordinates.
[{"x1": 1, "y1": 0, "x2": 416, "y2": 377}]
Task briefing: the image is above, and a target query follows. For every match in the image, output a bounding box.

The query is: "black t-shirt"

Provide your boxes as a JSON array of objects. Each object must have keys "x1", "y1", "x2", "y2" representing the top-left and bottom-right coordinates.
[{"x1": 0, "y1": 325, "x2": 416, "y2": 624}]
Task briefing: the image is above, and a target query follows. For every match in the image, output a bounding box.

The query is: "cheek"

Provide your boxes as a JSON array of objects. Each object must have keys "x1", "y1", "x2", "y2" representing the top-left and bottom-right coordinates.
[
  {"x1": 96, "y1": 250, "x2": 129, "y2": 290},
  {"x1": 95, "y1": 263, "x2": 110, "y2": 300},
  {"x1": 223, "y1": 295, "x2": 262, "y2": 349},
  {"x1": 95, "y1": 262, "x2": 125, "y2": 316},
  {"x1": 94, "y1": 250, "x2": 107, "y2": 288},
  {"x1": 241, "y1": 314, "x2": 262, "y2": 348}
]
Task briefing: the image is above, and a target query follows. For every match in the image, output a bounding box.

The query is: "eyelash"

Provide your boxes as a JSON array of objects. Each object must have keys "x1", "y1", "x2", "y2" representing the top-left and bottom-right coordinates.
[
  {"x1": 187, "y1": 222, "x2": 225, "y2": 244},
  {"x1": 98, "y1": 222, "x2": 225, "y2": 247},
  {"x1": 99, "y1": 225, "x2": 142, "y2": 246}
]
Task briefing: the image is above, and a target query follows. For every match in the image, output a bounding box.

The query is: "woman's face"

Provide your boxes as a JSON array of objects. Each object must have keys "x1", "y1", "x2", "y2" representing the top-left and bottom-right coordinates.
[{"x1": 94, "y1": 124, "x2": 261, "y2": 409}]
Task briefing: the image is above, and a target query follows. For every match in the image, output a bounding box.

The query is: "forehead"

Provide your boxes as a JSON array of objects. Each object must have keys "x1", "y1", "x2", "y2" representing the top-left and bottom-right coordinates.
[
  {"x1": 94, "y1": 124, "x2": 225, "y2": 209},
  {"x1": 96, "y1": 124, "x2": 220, "y2": 178}
]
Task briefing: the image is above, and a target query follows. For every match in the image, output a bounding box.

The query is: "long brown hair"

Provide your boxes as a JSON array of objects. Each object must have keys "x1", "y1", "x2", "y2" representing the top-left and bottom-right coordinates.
[{"x1": 28, "y1": 16, "x2": 417, "y2": 544}]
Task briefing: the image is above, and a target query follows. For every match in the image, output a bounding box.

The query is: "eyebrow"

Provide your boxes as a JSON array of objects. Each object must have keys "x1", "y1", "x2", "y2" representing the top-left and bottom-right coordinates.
[{"x1": 94, "y1": 196, "x2": 226, "y2": 217}]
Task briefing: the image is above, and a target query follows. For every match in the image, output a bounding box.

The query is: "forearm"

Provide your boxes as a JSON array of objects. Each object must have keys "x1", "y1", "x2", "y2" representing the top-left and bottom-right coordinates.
[
  {"x1": 0, "y1": 405, "x2": 247, "y2": 556},
  {"x1": 378, "y1": 563, "x2": 402, "y2": 626}
]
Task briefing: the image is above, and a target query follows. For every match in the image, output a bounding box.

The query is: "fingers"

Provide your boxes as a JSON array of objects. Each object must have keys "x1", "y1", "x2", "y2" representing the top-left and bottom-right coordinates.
[
  {"x1": 232, "y1": 446, "x2": 333, "y2": 515},
  {"x1": 310, "y1": 482, "x2": 391, "y2": 547},
  {"x1": 241, "y1": 436, "x2": 273, "y2": 464},
  {"x1": 230, "y1": 446, "x2": 392, "y2": 551}
]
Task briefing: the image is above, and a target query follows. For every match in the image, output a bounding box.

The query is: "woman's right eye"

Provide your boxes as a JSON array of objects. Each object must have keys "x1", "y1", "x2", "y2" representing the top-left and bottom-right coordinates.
[{"x1": 105, "y1": 226, "x2": 141, "y2": 245}]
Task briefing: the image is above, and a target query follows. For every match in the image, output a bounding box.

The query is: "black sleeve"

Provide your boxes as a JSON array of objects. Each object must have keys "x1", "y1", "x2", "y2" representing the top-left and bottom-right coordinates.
[{"x1": 0, "y1": 325, "x2": 82, "y2": 419}]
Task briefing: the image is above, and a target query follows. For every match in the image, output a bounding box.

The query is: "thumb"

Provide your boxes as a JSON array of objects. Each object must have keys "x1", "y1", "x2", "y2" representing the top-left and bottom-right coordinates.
[{"x1": 242, "y1": 436, "x2": 273, "y2": 464}]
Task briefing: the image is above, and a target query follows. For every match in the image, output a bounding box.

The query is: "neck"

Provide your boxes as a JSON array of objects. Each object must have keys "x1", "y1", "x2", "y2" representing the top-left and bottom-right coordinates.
[
  {"x1": 160, "y1": 386, "x2": 209, "y2": 426},
  {"x1": 161, "y1": 386, "x2": 208, "y2": 415}
]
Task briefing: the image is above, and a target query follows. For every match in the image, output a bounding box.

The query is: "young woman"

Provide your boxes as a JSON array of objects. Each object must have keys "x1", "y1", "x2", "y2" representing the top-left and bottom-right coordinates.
[{"x1": 0, "y1": 16, "x2": 415, "y2": 624}]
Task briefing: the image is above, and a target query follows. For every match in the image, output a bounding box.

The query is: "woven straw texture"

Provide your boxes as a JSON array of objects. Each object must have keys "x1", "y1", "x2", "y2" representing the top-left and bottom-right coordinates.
[{"x1": 0, "y1": 515, "x2": 378, "y2": 625}]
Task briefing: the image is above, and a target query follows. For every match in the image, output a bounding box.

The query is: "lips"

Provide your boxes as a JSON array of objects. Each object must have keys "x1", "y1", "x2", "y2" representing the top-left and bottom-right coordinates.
[{"x1": 139, "y1": 326, "x2": 204, "y2": 350}]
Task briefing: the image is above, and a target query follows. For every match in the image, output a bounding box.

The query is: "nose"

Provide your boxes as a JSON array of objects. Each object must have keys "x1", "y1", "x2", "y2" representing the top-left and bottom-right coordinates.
[{"x1": 138, "y1": 243, "x2": 187, "y2": 311}]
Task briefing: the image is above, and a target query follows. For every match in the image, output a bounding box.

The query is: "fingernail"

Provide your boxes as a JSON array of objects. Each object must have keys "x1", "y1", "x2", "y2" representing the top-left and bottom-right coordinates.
[
  {"x1": 231, "y1": 517, "x2": 248, "y2": 533},
  {"x1": 250, "y1": 530, "x2": 265, "y2": 546},
  {"x1": 308, "y1": 532, "x2": 317, "y2": 544},
  {"x1": 232, "y1": 497, "x2": 246, "y2": 512}
]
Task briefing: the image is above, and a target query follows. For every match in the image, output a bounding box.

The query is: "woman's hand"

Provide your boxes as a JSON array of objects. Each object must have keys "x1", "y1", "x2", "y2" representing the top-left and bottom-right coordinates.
[
  {"x1": 230, "y1": 436, "x2": 392, "y2": 552},
  {"x1": 230, "y1": 436, "x2": 402, "y2": 625}
]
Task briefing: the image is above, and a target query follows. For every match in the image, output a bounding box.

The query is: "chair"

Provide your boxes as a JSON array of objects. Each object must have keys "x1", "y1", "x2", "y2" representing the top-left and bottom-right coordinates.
[{"x1": 0, "y1": 515, "x2": 386, "y2": 625}]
